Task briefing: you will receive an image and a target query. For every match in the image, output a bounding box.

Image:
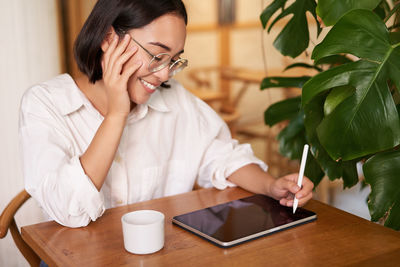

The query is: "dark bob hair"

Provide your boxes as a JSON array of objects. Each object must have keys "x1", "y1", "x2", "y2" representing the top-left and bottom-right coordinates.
[{"x1": 74, "y1": 0, "x2": 187, "y2": 84}]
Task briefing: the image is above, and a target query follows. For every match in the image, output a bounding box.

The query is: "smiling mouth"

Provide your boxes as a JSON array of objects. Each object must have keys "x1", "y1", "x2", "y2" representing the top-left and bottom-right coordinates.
[{"x1": 139, "y1": 78, "x2": 158, "y2": 92}]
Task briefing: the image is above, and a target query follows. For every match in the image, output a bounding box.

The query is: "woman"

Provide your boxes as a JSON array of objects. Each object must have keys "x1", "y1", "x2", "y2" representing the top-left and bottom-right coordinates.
[{"x1": 19, "y1": 0, "x2": 313, "y2": 228}]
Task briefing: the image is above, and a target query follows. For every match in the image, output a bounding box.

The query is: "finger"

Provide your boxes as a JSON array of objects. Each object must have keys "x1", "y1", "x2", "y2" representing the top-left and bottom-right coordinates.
[
  {"x1": 119, "y1": 60, "x2": 143, "y2": 84},
  {"x1": 295, "y1": 179, "x2": 314, "y2": 199},
  {"x1": 107, "y1": 36, "x2": 134, "y2": 79},
  {"x1": 285, "y1": 173, "x2": 299, "y2": 183},
  {"x1": 103, "y1": 34, "x2": 119, "y2": 73},
  {"x1": 280, "y1": 198, "x2": 294, "y2": 207},
  {"x1": 107, "y1": 34, "x2": 131, "y2": 72},
  {"x1": 112, "y1": 46, "x2": 138, "y2": 76},
  {"x1": 301, "y1": 177, "x2": 314, "y2": 190},
  {"x1": 281, "y1": 179, "x2": 301, "y2": 195},
  {"x1": 296, "y1": 192, "x2": 313, "y2": 207},
  {"x1": 280, "y1": 198, "x2": 289, "y2": 207}
]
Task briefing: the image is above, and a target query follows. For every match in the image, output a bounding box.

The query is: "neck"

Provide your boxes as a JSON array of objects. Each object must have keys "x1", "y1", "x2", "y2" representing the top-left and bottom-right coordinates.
[
  {"x1": 74, "y1": 75, "x2": 137, "y2": 116},
  {"x1": 74, "y1": 74, "x2": 109, "y2": 116}
]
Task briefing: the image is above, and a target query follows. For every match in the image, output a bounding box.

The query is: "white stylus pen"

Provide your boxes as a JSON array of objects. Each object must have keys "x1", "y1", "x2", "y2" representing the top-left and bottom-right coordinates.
[{"x1": 293, "y1": 144, "x2": 309, "y2": 214}]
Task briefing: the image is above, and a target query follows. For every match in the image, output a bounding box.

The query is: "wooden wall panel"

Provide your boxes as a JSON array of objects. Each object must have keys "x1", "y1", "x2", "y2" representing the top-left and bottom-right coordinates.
[{"x1": 58, "y1": 0, "x2": 96, "y2": 77}]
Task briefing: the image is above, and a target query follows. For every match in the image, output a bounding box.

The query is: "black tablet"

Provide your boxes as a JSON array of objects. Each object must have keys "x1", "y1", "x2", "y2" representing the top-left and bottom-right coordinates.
[{"x1": 172, "y1": 194, "x2": 317, "y2": 248}]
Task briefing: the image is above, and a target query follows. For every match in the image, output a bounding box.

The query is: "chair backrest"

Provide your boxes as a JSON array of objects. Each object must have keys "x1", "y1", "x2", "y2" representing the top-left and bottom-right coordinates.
[{"x1": 0, "y1": 190, "x2": 40, "y2": 266}]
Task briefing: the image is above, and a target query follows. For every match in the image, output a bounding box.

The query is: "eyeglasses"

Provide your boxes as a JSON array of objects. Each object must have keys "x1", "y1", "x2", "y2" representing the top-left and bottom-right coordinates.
[{"x1": 128, "y1": 34, "x2": 188, "y2": 77}]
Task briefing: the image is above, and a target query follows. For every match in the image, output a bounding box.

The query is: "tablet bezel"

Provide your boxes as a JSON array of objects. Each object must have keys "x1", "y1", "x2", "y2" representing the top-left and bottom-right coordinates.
[{"x1": 172, "y1": 194, "x2": 317, "y2": 248}]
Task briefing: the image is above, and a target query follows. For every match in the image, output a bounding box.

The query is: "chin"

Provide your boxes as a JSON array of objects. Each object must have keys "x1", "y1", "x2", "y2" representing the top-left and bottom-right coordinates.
[
  {"x1": 129, "y1": 94, "x2": 150, "y2": 106},
  {"x1": 128, "y1": 81, "x2": 153, "y2": 106}
]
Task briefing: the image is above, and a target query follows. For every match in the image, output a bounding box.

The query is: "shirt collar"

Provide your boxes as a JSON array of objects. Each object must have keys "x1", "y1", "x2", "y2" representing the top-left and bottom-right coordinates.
[
  {"x1": 49, "y1": 74, "x2": 85, "y2": 116},
  {"x1": 146, "y1": 89, "x2": 170, "y2": 113},
  {"x1": 50, "y1": 74, "x2": 170, "y2": 116}
]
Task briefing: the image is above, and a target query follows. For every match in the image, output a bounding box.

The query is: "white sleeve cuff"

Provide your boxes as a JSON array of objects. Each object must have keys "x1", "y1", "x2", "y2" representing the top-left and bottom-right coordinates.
[
  {"x1": 67, "y1": 157, "x2": 105, "y2": 222},
  {"x1": 27, "y1": 156, "x2": 105, "y2": 228},
  {"x1": 211, "y1": 144, "x2": 268, "y2": 190},
  {"x1": 198, "y1": 137, "x2": 268, "y2": 190}
]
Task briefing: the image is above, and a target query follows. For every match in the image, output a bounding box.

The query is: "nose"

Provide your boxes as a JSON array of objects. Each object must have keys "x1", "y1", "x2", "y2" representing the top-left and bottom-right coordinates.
[{"x1": 153, "y1": 66, "x2": 170, "y2": 82}]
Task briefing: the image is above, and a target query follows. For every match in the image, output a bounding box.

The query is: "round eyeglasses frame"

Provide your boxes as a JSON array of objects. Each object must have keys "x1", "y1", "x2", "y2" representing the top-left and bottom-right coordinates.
[{"x1": 128, "y1": 34, "x2": 188, "y2": 77}]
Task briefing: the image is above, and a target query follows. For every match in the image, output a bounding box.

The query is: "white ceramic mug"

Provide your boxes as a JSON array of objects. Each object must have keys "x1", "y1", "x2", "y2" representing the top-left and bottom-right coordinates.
[{"x1": 121, "y1": 210, "x2": 165, "y2": 254}]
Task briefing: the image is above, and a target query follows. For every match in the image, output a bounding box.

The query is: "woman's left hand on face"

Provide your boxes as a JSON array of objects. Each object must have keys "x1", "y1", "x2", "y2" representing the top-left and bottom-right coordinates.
[
  {"x1": 269, "y1": 173, "x2": 314, "y2": 207},
  {"x1": 101, "y1": 33, "x2": 142, "y2": 117}
]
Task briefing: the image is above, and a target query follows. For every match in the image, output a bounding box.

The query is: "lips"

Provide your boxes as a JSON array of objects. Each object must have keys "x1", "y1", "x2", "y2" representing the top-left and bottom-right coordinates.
[{"x1": 139, "y1": 78, "x2": 158, "y2": 94}]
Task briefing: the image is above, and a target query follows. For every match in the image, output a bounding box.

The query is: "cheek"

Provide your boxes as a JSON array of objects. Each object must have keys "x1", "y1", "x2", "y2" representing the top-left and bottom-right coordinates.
[
  {"x1": 124, "y1": 55, "x2": 151, "y2": 103},
  {"x1": 126, "y1": 66, "x2": 147, "y2": 101},
  {"x1": 127, "y1": 74, "x2": 140, "y2": 96}
]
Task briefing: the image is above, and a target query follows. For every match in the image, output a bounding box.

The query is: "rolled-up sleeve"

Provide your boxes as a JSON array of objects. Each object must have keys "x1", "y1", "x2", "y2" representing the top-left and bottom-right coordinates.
[
  {"x1": 195, "y1": 100, "x2": 268, "y2": 189},
  {"x1": 19, "y1": 90, "x2": 104, "y2": 228}
]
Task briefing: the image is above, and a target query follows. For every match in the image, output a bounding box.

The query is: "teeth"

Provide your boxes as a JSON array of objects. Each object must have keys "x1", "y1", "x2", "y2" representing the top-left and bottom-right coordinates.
[{"x1": 140, "y1": 79, "x2": 156, "y2": 90}]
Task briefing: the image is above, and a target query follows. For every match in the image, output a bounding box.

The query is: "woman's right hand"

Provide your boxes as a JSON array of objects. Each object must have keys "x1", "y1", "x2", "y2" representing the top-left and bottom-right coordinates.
[
  {"x1": 101, "y1": 33, "x2": 142, "y2": 118},
  {"x1": 81, "y1": 34, "x2": 142, "y2": 191}
]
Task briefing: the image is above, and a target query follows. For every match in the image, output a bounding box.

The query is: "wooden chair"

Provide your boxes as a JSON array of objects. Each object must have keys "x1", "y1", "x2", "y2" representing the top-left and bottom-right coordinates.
[{"x1": 0, "y1": 190, "x2": 41, "y2": 266}]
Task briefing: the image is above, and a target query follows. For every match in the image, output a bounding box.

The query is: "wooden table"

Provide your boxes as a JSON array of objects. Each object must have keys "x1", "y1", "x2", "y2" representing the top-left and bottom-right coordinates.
[{"x1": 21, "y1": 188, "x2": 400, "y2": 266}]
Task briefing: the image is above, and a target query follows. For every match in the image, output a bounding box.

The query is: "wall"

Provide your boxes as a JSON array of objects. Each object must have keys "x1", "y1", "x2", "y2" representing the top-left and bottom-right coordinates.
[
  {"x1": 177, "y1": 0, "x2": 302, "y2": 126},
  {"x1": 0, "y1": 0, "x2": 62, "y2": 266}
]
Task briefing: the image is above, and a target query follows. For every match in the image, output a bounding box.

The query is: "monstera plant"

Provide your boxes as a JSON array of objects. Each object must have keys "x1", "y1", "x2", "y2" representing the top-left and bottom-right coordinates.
[{"x1": 260, "y1": 0, "x2": 400, "y2": 230}]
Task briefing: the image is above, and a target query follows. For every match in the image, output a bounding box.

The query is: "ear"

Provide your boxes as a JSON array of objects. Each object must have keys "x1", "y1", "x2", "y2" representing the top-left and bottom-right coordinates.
[{"x1": 101, "y1": 27, "x2": 117, "y2": 52}]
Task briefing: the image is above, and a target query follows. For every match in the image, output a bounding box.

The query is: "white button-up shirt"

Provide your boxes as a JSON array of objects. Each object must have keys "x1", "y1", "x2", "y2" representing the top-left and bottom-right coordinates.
[{"x1": 19, "y1": 74, "x2": 267, "y2": 227}]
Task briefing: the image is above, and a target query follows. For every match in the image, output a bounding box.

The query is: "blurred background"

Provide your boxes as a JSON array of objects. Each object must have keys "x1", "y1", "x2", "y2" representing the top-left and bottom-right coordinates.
[{"x1": 0, "y1": 0, "x2": 370, "y2": 266}]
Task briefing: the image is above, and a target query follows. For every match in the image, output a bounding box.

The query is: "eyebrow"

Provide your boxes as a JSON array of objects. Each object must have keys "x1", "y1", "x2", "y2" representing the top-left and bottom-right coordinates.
[{"x1": 148, "y1": 41, "x2": 184, "y2": 55}]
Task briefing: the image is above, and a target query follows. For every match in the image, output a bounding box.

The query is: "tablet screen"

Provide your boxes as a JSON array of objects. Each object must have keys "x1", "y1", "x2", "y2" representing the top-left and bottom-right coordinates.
[{"x1": 172, "y1": 194, "x2": 316, "y2": 247}]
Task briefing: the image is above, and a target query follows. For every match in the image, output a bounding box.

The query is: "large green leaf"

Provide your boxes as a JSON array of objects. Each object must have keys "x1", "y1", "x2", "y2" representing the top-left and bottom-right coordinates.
[
  {"x1": 260, "y1": 0, "x2": 287, "y2": 28},
  {"x1": 323, "y1": 85, "x2": 355, "y2": 116},
  {"x1": 264, "y1": 96, "x2": 301, "y2": 126},
  {"x1": 390, "y1": 32, "x2": 400, "y2": 45},
  {"x1": 302, "y1": 10, "x2": 400, "y2": 161},
  {"x1": 276, "y1": 110, "x2": 324, "y2": 185},
  {"x1": 316, "y1": 0, "x2": 381, "y2": 26},
  {"x1": 364, "y1": 150, "x2": 400, "y2": 230},
  {"x1": 314, "y1": 55, "x2": 353, "y2": 66},
  {"x1": 312, "y1": 10, "x2": 391, "y2": 63},
  {"x1": 304, "y1": 152, "x2": 325, "y2": 187},
  {"x1": 261, "y1": 76, "x2": 310, "y2": 89},
  {"x1": 260, "y1": 0, "x2": 320, "y2": 58},
  {"x1": 263, "y1": 93, "x2": 325, "y2": 184},
  {"x1": 304, "y1": 93, "x2": 358, "y2": 187},
  {"x1": 277, "y1": 111, "x2": 305, "y2": 160},
  {"x1": 340, "y1": 160, "x2": 359, "y2": 189}
]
